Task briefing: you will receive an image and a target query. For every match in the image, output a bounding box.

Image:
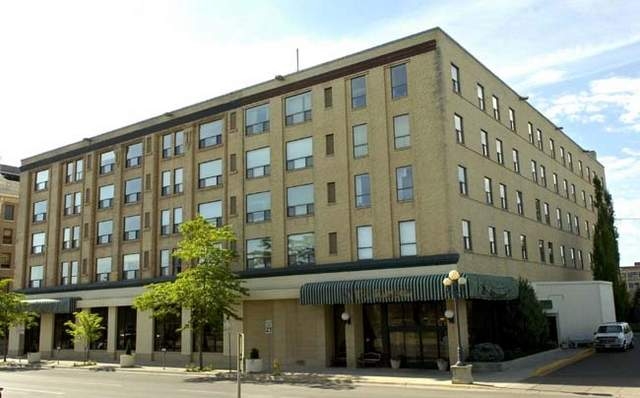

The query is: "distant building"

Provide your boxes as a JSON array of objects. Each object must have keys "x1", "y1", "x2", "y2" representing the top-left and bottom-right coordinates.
[
  {"x1": 621, "y1": 263, "x2": 640, "y2": 295},
  {"x1": 0, "y1": 165, "x2": 20, "y2": 280}
]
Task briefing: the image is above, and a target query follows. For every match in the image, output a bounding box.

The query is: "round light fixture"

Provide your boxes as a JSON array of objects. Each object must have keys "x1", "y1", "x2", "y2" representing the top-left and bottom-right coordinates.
[
  {"x1": 444, "y1": 309, "x2": 455, "y2": 319},
  {"x1": 448, "y1": 270, "x2": 460, "y2": 281},
  {"x1": 442, "y1": 277, "x2": 453, "y2": 287},
  {"x1": 341, "y1": 312, "x2": 351, "y2": 322},
  {"x1": 458, "y1": 276, "x2": 467, "y2": 285}
]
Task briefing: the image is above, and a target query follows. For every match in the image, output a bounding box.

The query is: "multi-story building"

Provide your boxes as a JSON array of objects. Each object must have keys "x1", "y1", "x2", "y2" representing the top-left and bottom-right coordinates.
[
  {"x1": 621, "y1": 263, "x2": 640, "y2": 296},
  {"x1": 0, "y1": 165, "x2": 19, "y2": 280},
  {"x1": 9, "y1": 28, "x2": 604, "y2": 369}
]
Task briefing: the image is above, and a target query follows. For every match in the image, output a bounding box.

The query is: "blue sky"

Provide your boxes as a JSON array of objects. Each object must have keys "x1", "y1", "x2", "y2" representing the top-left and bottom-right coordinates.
[{"x1": 1, "y1": 0, "x2": 639, "y2": 266}]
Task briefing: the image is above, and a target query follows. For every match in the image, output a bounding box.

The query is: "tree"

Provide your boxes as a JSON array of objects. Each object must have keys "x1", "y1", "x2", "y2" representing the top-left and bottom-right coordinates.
[
  {"x1": 501, "y1": 279, "x2": 549, "y2": 353},
  {"x1": 0, "y1": 279, "x2": 36, "y2": 362},
  {"x1": 134, "y1": 216, "x2": 248, "y2": 369},
  {"x1": 591, "y1": 176, "x2": 628, "y2": 320},
  {"x1": 65, "y1": 311, "x2": 104, "y2": 363}
]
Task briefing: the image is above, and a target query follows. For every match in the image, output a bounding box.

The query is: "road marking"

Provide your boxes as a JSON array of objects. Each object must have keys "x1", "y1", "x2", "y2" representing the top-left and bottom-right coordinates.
[
  {"x1": 4, "y1": 387, "x2": 64, "y2": 395},
  {"x1": 177, "y1": 389, "x2": 226, "y2": 395}
]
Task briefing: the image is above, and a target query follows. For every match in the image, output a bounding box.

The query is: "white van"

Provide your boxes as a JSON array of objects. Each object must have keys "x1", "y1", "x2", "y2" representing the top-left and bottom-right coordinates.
[{"x1": 593, "y1": 322, "x2": 634, "y2": 351}]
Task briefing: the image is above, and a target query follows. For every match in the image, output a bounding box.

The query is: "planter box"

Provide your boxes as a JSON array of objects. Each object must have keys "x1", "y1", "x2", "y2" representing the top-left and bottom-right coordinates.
[
  {"x1": 390, "y1": 359, "x2": 401, "y2": 369},
  {"x1": 246, "y1": 358, "x2": 263, "y2": 373},
  {"x1": 451, "y1": 364, "x2": 474, "y2": 384},
  {"x1": 27, "y1": 352, "x2": 41, "y2": 364},
  {"x1": 120, "y1": 354, "x2": 135, "y2": 368}
]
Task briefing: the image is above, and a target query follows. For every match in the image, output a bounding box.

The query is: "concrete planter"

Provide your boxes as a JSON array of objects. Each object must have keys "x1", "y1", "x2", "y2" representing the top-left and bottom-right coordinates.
[
  {"x1": 27, "y1": 352, "x2": 41, "y2": 364},
  {"x1": 119, "y1": 354, "x2": 135, "y2": 368},
  {"x1": 390, "y1": 359, "x2": 401, "y2": 369},
  {"x1": 246, "y1": 358, "x2": 263, "y2": 373},
  {"x1": 436, "y1": 358, "x2": 448, "y2": 371},
  {"x1": 451, "y1": 364, "x2": 474, "y2": 384}
]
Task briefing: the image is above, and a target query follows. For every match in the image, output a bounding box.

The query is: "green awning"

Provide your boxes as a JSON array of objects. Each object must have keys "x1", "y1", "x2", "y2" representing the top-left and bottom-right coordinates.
[
  {"x1": 22, "y1": 297, "x2": 77, "y2": 314},
  {"x1": 300, "y1": 273, "x2": 518, "y2": 305}
]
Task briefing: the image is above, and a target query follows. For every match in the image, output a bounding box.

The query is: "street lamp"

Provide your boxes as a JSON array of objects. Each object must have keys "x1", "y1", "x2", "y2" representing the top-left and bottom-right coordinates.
[{"x1": 442, "y1": 269, "x2": 467, "y2": 366}]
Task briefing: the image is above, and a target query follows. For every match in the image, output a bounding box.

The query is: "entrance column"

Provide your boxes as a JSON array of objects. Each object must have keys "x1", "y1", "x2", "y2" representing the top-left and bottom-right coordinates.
[
  {"x1": 107, "y1": 306, "x2": 118, "y2": 359},
  {"x1": 344, "y1": 303, "x2": 364, "y2": 368},
  {"x1": 8, "y1": 325, "x2": 23, "y2": 357},
  {"x1": 39, "y1": 313, "x2": 54, "y2": 358},
  {"x1": 446, "y1": 298, "x2": 470, "y2": 365},
  {"x1": 136, "y1": 309, "x2": 154, "y2": 363},
  {"x1": 180, "y1": 308, "x2": 192, "y2": 362}
]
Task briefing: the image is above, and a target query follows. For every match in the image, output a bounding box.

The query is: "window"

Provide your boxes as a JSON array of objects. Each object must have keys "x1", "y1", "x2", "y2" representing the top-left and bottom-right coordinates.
[
  {"x1": 97, "y1": 220, "x2": 113, "y2": 244},
  {"x1": 62, "y1": 227, "x2": 72, "y2": 249},
  {"x1": 246, "y1": 238, "x2": 272, "y2": 269},
  {"x1": 480, "y1": 130, "x2": 489, "y2": 157},
  {"x1": 159, "y1": 249, "x2": 171, "y2": 276},
  {"x1": 454, "y1": 114, "x2": 464, "y2": 144},
  {"x1": 574, "y1": 215, "x2": 580, "y2": 235},
  {"x1": 391, "y1": 63, "x2": 408, "y2": 98},
  {"x1": 123, "y1": 215, "x2": 141, "y2": 241},
  {"x1": 198, "y1": 159, "x2": 223, "y2": 188},
  {"x1": 356, "y1": 226, "x2": 373, "y2": 260},
  {"x1": 32, "y1": 200, "x2": 47, "y2": 222},
  {"x1": 560, "y1": 146, "x2": 566, "y2": 165},
  {"x1": 287, "y1": 184, "x2": 314, "y2": 217},
  {"x1": 124, "y1": 178, "x2": 142, "y2": 203},
  {"x1": 60, "y1": 261, "x2": 79, "y2": 285},
  {"x1": 458, "y1": 166, "x2": 468, "y2": 195},
  {"x1": 548, "y1": 242, "x2": 554, "y2": 264},
  {"x1": 162, "y1": 134, "x2": 172, "y2": 158},
  {"x1": 496, "y1": 139, "x2": 504, "y2": 164},
  {"x1": 245, "y1": 104, "x2": 270, "y2": 135},
  {"x1": 556, "y1": 208, "x2": 563, "y2": 229},
  {"x1": 488, "y1": 227, "x2": 497, "y2": 255},
  {"x1": 477, "y1": 84, "x2": 485, "y2": 110},
  {"x1": 539, "y1": 240, "x2": 546, "y2": 263},
  {"x1": 351, "y1": 76, "x2": 367, "y2": 108},
  {"x1": 540, "y1": 165, "x2": 547, "y2": 187},
  {"x1": 571, "y1": 184, "x2": 576, "y2": 202},
  {"x1": 355, "y1": 174, "x2": 371, "y2": 208},
  {"x1": 3, "y1": 204, "x2": 14, "y2": 220},
  {"x1": 560, "y1": 245, "x2": 566, "y2": 266},
  {"x1": 578, "y1": 160, "x2": 583, "y2": 177},
  {"x1": 535, "y1": 199, "x2": 542, "y2": 221},
  {"x1": 451, "y1": 64, "x2": 460, "y2": 93},
  {"x1": 98, "y1": 184, "x2": 115, "y2": 209},
  {"x1": 126, "y1": 142, "x2": 143, "y2": 168},
  {"x1": 508, "y1": 108, "x2": 516, "y2": 131},
  {"x1": 566, "y1": 212, "x2": 573, "y2": 232},
  {"x1": 65, "y1": 159, "x2": 84, "y2": 183},
  {"x1": 484, "y1": 177, "x2": 493, "y2": 205},
  {"x1": 35, "y1": 169, "x2": 49, "y2": 191},
  {"x1": 169, "y1": 168, "x2": 182, "y2": 195},
  {"x1": 285, "y1": 91, "x2": 312, "y2": 125},
  {"x1": 30, "y1": 265, "x2": 44, "y2": 288},
  {"x1": 173, "y1": 208, "x2": 183, "y2": 233},
  {"x1": 536, "y1": 129, "x2": 543, "y2": 151},
  {"x1": 399, "y1": 220, "x2": 417, "y2": 256},
  {"x1": 527, "y1": 123, "x2": 534, "y2": 144},
  {"x1": 578, "y1": 250, "x2": 584, "y2": 269},
  {"x1": 96, "y1": 257, "x2": 112, "y2": 282},
  {"x1": 247, "y1": 191, "x2": 271, "y2": 223},
  {"x1": 174, "y1": 131, "x2": 185, "y2": 155},
  {"x1": 567, "y1": 152, "x2": 573, "y2": 171},
  {"x1": 326, "y1": 134, "x2": 334, "y2": 156},
  {"x1": 516, "y1": 190, "x2": 524, "y2": 215},
  {"x1": 32, "y1": 232, "x2": 46, "y2": 254},
  {"x1": 499, "y1": 183, "x2": 508, "y2": 209},
  {"x1": 0, "y1": 253, "x2": 10, "y2": 269},
  {"x1": 570, "y1": 248, "x2": 576, "y2": 267},
  {"x1": 327, "y1": 182, "x2": 336, "y2": 204},
  {"x1": 100, "y1": 151, "x2": 115, "y2": 174},
  {"x1": 531, "y1": 160, "x2": 538, "y2": 183},
  {"x1": 287, "y1": 233, "x2": 315, "y2": 266},
  {"x1": 396, "y1": 166, "x2": 413, "y2": 201},
  {"x1": 122, "y1": 253, "x2": 140, "y2": 280},
  {"x1": 329, "y1": 232, "x2": 338, "y2": 255},
  {"x1": 586, "y1": 220, "x2": 591, "y2": 239},
  {"x1": 324, "y1": 87, "x2": 333, "y2": 108},
  {"x1": 549, "y1": 138, "x2": 556, "y2": 159},
  {"x1": 286, "y1": 137, "x2": 313, "y2": 170},
  {"x1": 352, "y1": 124, "x2": 368, "y2": 158},
  {"x1": 520, "y1": 235, "x2": 528, "y2": 260},
  {"x1": 393, "y1": 114, "x2": 410, "y2": 149},
  {"x1": 462, "y1": 220, "x2": 472, "y2": 251},
  {"x1": 492, "y1": 96, "x2": 500, "y2": 120},
  {"x1": 246, "y1": 147, "x2": 271, "y2": 178},
  {"x1": 198, "y1": 201, "x2": 222, "y2": 226},
  {"x1": 199, "y1": 119, "x2": 223, "y2": 148},
  {"x1": 63, "y1": 192, "x2": 81, "y2": 216},
  {"x1": 161, "y1": 171, "x2": 171, "y2": 196},
  {"x1": 160, "y1": 210, "x2": 170, "y2": 236},
  {"x1": 582, "y1": 190, "x2": 587, "y2": 207},
  {"x1": 542, "y1": 203, "x2": 550, "y2": 224},
  {"x1": 504, "y1": 230, "x2": 512, "y2": 257},
  {"x1": 563, "y1": 179, "x2": 569, "y2": 198},
  {"x1": 553, "y1": 173, "x2": 559, "y2": 193},
  {"x1": 512, "y1": 149, "x2": 520, "y2": 173},
  {"x1": 2, "y1": 228, "x2": 13, "y2": 245}
]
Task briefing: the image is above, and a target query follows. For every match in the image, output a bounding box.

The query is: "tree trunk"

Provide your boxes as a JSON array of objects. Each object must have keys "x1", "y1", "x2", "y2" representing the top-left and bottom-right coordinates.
[
  {"x1": 3, "y1": 327, "x2": 8, "y2": 362},
  {"x1": 198, "y1": 327, "x2": 204, "y2": 370}
]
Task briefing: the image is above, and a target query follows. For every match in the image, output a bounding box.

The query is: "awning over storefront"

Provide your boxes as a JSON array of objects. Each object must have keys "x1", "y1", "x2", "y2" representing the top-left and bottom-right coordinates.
[
  {"x1": 22, "y1": 297, "x2": 77, "y2": 314},
  {"x1": 300, "y1": 274, "x2": 518, "y2": 305}
]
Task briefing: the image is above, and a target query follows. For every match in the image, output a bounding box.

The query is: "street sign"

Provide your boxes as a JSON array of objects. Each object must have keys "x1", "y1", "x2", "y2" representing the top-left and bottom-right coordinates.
[{"x1": 264, "y1": 319, "x2": 272, "y2": 334}]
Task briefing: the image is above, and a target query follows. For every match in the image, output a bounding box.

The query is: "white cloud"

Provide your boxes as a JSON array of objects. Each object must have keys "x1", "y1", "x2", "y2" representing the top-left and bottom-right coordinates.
[{"x1": 518, "y1": 69, "x2": 567, "y2": 89}]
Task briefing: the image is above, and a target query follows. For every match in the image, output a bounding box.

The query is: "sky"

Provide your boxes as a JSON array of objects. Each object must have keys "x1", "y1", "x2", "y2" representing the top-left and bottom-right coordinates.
[{"x1": 0, "y1": 0, "x2": 639, "y2": 266}]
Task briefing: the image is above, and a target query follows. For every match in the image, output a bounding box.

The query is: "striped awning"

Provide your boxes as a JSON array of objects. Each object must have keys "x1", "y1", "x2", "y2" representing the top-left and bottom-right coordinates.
[
  {"x1": 300, "y1": 273, "x2": 518, "y2": 305},
  {"x1": 22, "y1": 297, "x2": 77, "y2": 314}
]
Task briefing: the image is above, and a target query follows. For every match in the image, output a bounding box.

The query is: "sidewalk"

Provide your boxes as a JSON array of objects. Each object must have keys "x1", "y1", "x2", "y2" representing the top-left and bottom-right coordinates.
[{"x1": 1, "y1": 348, "x2": 593, "y2": 392}]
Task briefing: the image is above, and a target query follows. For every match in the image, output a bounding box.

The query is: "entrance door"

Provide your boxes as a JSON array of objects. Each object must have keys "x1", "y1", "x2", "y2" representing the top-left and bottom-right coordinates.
[
  {"x1": 546, "y1": 315, "x2": 559, "y2": 346},
  {"x1": 23, "y1": 315, "x2": 40, "y2": 354},
  {"x1": 332, "y1": 304, "x2": 346, "y2": 366}
]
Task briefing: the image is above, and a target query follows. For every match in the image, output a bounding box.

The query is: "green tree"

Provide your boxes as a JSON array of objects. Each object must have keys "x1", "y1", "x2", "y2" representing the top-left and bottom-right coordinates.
[
  {"x1": 501, "y1": 279, "x2": 549, "y2": 353},
  {"x1": 65, "y1": 311, "x2": 105, "y2": 363},
  {"x1": 0, "y1": 279, "x2": 36, "y2": 362},
  {"x1": 134, "y1": 216, "x2": 248, "y2": 369},
  {"x1": 591, "y1": 176, "x2": 628, "y2": 320}
]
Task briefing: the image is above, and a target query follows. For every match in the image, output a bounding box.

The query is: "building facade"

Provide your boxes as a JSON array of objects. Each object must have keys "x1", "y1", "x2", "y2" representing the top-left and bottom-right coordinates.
[
  {"x1": 9, "y1": 28, "x2": 604, "y2": 369},
  {"x1": 621, "y1": 263, "x2": 640, "y2": 296},
  {"x1": 0, "y1": 165, "x2": 19, "y2": 280}
]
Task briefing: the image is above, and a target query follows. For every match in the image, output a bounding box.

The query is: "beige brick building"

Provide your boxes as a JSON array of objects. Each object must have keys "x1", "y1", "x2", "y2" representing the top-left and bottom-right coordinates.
[
  {"x1": 9, "y1": 28, "x2": 604, "y2": 369},
  {"x1": 621, "y1": 263, "x2": 640, "y2": 296},
  {"x1": 0, "y1": 165, "x2": 19, "y2": 281}
]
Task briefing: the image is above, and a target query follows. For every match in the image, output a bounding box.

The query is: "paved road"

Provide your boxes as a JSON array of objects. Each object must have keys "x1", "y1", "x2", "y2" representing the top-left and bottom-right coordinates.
[{"x1": 0, "y1": 367, "x2": 570, "y2": 398}]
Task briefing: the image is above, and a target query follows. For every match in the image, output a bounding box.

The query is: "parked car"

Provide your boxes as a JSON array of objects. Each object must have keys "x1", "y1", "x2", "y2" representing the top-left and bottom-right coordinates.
[{"x1": 593, "y1": 322, "x2": 634, "y2": 351}]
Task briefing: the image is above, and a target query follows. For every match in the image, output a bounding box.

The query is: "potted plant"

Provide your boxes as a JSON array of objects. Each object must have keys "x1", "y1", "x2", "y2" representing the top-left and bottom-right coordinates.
[
  {"x1": 436, "y1": 358, "x2": 448, "y2": 371},
  {"x1": 119, "y1": 340, "x2": 135, "y2": 368},
  {"x1": 27, "y1": 351, "x2": 41, "y2": 364},
  {"x1": 246, "y1": 348, "x2": 263, "y2": 373},
  {"x1": 390, "y1": 355, "x2": 401, "y2": 369}
]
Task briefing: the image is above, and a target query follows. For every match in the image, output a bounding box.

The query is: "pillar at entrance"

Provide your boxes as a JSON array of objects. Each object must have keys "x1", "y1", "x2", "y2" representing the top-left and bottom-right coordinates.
[
  {"x1": 180, "y1": 308, "x2": 192, "y2": 359},
  {"x1": 344, "y1": 303, "x2": 364, "y2": 368},
  {"x1": 446, "y1": 298, "x2": 470, "y2": 366},
  {"x1": 8, "y1": 325, "x2": 23, "y2": 357},
  {"x1": 39, "y1": 313, "x2": 54, "y2": 358},
  {"x1": 107, "y1": 306, "x2": 117, "y2": 357},
  {"x1": 135, "y1": 309, "x2": 154, "y2": 362}
]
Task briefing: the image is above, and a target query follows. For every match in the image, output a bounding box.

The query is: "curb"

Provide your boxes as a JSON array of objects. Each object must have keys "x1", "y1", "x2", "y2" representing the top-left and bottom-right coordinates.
[{"x1": 531, "y1": 348, "x2": 594, "y2": 377}]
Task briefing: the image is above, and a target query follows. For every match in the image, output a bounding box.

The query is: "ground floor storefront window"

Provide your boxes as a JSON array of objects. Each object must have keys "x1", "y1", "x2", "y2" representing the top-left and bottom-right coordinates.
[
  {"x1": 117, "y1": 306, "x2": 136, "y2": 351},
  {"x1": 90, "y1": 307, "x2": 109, "y2": 350},
  {"x1": 53, "y1": 313, "x2": 75, "y2": 349},
  {"x1": 23, "y1": 315, "x2": 40, "y2": 354},
  {"x1": 154, "y1": 313, "x2": 181, "y2": 351}
]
